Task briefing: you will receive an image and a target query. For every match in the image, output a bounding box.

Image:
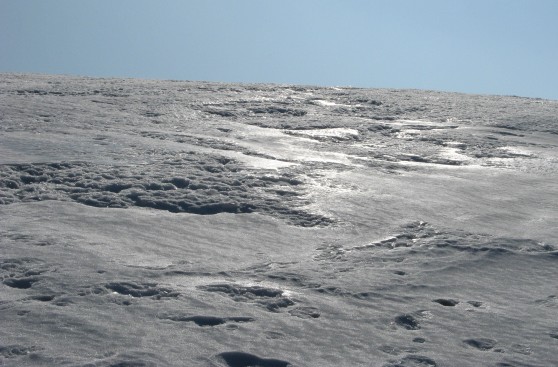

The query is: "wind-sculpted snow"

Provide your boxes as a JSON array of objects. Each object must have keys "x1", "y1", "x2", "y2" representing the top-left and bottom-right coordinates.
[
  {"x1": 1, "y1": 74, "x2": 558, "y2": 366},
  {"x1": 198, "y1": 283, "x2": 296, "y2": 313},
  {"x1": 0, "y1": 157, "x2": 331, "y2": 227}
]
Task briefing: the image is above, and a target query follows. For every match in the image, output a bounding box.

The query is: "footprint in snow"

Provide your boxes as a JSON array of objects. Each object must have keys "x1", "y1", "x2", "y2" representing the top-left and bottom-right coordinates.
[
  {"x1": 463, "y1": 338, "x2": 497, "y2": 351},
  {"x1": 432, "y1": 298, "x2": 459, "y2": 306},
  {"x1": 215, "y1": 351, "x2": 292, "y2": 367}
]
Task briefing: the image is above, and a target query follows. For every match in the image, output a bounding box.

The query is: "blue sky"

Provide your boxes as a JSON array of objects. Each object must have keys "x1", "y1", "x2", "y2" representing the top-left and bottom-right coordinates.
[{"x1": 1, "y1": 0, "x2": 557, "y2": 100}]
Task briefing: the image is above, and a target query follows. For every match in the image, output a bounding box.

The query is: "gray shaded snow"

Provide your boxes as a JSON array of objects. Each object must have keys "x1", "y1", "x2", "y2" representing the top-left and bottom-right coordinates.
[{"x1": 1, "y1": 74, "x2": 557, "y2": 366}]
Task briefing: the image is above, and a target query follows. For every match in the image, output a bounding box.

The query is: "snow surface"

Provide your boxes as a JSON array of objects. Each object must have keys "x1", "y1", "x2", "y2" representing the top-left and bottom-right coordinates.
[{"x1": 1, "y1": 73, "x2": 557, "y2": 366}]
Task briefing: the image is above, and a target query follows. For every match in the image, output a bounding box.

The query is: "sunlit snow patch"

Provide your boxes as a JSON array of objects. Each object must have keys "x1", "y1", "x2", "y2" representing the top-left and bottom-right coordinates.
[
  {"x1": 220, "y1": 151, "x2": 297, "y2": 170},
  {"x1": 439, "y1": 146, "x2": 474, "y2": 163},
  {"x1": 395, "y1": 119, "x2": 448, "y2": 126},
  {"x1": 312, "y1": 99, "x2": 338, "y2": 106},
  {"x1": 310, "y1": 99, "x2": 354, "y2": 108},
  {"x1": 223, "y1": 123, "x2": 360, "y2": 166},
  {"x1": 498, "y1": 146, "x2": 534, "y2": 157},
  {"x1": 289, "y1": 128, "x2": 359, "y2": 139}
]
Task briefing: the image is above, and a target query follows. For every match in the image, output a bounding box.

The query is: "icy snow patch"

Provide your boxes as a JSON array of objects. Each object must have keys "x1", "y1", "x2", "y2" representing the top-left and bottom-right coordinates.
[
  {"x1": 311, "y1": 99, "x2": 354, "y2": 108},
  {"x1": 498, "y1": 146, "x2": 534, "y2": 157},
  {"x1": 312, "y1": 99, "x2": 339, "y2": 106},
  {"x1": 439, "y1": 147, "x2": 475, "y2": 163},
  {"x1": 220, "y1": 151, "x2": 296, "y2": 170},
  {"x1": 289, "y1": 128, "x2": 359, "y2": 139}
]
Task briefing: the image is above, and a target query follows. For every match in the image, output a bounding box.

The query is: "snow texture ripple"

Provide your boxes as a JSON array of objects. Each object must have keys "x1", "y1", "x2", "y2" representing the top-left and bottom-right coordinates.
[{"x1": 1, "y1": 73, "x2": 557, "y2": 366}]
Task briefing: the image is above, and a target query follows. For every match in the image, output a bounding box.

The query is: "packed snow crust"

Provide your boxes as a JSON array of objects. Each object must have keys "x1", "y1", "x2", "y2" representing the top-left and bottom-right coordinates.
[{"x1": 1, "y1": 74, "x2": 557, "y2": 366}]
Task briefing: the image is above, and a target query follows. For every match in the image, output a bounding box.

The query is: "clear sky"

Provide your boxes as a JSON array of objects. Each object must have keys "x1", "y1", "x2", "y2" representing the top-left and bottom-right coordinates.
[{"x1": 1, "y1": 0, "x2": 557, "y2": 100}]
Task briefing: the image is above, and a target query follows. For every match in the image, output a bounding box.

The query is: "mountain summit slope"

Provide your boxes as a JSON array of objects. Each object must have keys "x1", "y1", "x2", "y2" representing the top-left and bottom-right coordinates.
[{"x1": 1, "y1": 73, "x2": 557, "y2": 366}]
